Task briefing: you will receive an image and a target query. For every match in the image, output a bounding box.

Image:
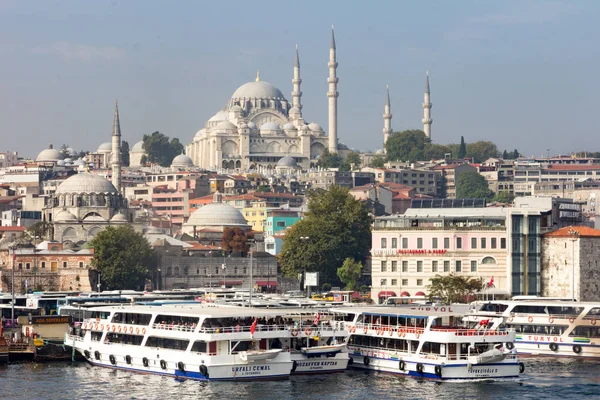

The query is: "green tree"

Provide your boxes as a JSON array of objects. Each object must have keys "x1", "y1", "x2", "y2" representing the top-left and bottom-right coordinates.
[
  {"x1": 493, "y1": 191, "x2": 515, "y2": 203},
  {"x1": 424, "y1": 143, "x2": 452, "y2": 160},
  {"x1": 466, "y1": 141, "x2": 499, "y2": 163},
  {"x1": 338, "y1": 162, "x2": 351, "y2": 172},
  {"x1": 255, "y1": 185, "x2": 272, "y2": 193},
  {"x1": 27, "y1": 221, "x2": 52, "y2": 241},
  {"x1": 385, "y1": 130, "x2": 431, "y2": 161},
  {"x1": 221, "y1": 227, "x2": 251, "y2": 255},
  {"x1": 121, "y1": 140, "x2": 130, "y2": 167},
  {"x1": 89, "y1": 225, "x2": 157, "y2": 290},
  {"x1": 279, "y1": 186, "x2": 372, "y2": 285},
  {"x1": 502, "y1": 150, "x2": 509, "y2": 159},
  {"x1": 345, "y1": 151, "x2": 361, "y2": 169},
  {"x1": 456, "y1": 171, "x2": 494, "y2": 199},
  {"x1": 457, "y1": 136, "x2": 467, "y2": 159},
  {"x1": 142, "y1": 131, "x2": 184, "y2": 167},
  {"x1": 512, "y1": 149, "x2": 520, "y2": 159},
  {"x1": 59, "y1": 144, "x2": 71, "y2": 159},
  {"x1": 317, "y1": 149, "x2": 342, "y2": 169},
  {"x1": 427, "y1": 274, "x2": 484, "y2": 304},
  {"x1": 337, "y1": 258, "x2": 363, "y2": 291},
  {"x1": 369, "y1": 154, "x2": 386, "y2": 168}
]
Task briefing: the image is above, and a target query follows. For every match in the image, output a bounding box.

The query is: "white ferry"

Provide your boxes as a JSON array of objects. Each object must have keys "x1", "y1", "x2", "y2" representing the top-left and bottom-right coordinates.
[
  {"x1": 470, "y1": 300, "x2": 600, "y2": 358},
  {"x1": 331, "y1": 306, "x2": 523, "y2": 380},
  {"x1": 65, "y1": 305, "x2": 349, "y2": 380}
]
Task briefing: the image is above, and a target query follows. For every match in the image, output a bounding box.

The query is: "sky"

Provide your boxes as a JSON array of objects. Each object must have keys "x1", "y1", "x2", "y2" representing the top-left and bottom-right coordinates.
[{"x1": 0, "y1": 0, "x2": 599, "y2": 159}]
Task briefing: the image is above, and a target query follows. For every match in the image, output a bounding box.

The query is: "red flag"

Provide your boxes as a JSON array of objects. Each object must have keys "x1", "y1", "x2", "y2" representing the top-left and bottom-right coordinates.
[
  {"x1": 313, "y1": 313, "x2": 321, "y2": 325},
  {"x1": 488, "y1": 276, "x2": 494, "y2": 287},
  {"x1": 250, "y1": 319, "x2": 257, "y2": 335}
]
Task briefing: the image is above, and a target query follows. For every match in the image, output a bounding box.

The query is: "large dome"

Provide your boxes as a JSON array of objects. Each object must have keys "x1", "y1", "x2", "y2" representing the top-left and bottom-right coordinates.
[
  {"x1": 56, "y1": 172, "x2": 118, "y2": 194},
  {"x1": 171, "y1": 154, "x2": 194, "y2": 168},
  {"x1": 185, "y1": 192, "x2": 248, "y2": 228},
  {"x1": 36, "y1": 147, "x2": 63, "y2": 162},
  {"x1": 97, "y1": 142, "x2": 112, "y2": 153},
  {"x1": 131, "y1": 141, "x2": 144, "y2": 153},
  {"x1": 231, "y1": 81, "x2": 285, "y2": 100},
  {"x1": 276, "y1": 155, "x2": 297, "y2": 168}
]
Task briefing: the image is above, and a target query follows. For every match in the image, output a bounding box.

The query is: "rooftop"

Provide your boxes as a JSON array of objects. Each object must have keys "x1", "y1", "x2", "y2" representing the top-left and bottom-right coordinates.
[{"x1": 543, "y1": 225, "x2": 600, "y2": 238}]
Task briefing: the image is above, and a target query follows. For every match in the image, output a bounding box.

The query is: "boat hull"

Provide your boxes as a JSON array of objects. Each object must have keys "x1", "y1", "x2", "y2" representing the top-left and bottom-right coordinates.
[{"x1": 291, "y1": 352, "x2": 349, "y2": 374}]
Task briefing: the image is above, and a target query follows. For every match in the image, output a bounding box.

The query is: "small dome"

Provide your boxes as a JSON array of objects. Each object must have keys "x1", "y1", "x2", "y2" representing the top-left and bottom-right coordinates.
[
  {"x1": 194, "y1": 129, "x2": 206, "y2": 139},
  {"x1": 63, "y1": 158, "x2": 72, "y2": 163},
  {"x1": 97, "y1": 142, "x2": 112, "y2": 153},
  {"x1": 308, "y1": 122, "x2": 322, "y2": 132},
  {"x1": 375, "y1": 149, "x2": 385, "y2": 155},
  {"x1": 54, "y1": 210, "x2": 78, "y2": 222},
  {"x1": 83, "y1": 214, "x2": 106, "y2": 222},
  {"x1": 185, "y1": 191, "x2": 249, "y2": 228},
  {"x1": 282, "y1": 123, "x2": 296, "y2": 131},
  {"x1": 131, "y1": 141, "x2": 144, "y2": 153},
  {"x1": 208, "y1": 110, "x2": 228, "y2": 122},
  {"x1": 276, "y1": 156, "x2": 297, "y2": 168},
  {"x1": 247, "y1": 121, "x2": 257, "y2": 130},
  {"x1": 110, "y1": 213, "x2": 129, "y2": 223},
  {"x1": 260, "y1": 122, "x2": 281, "y2": 132},
  {"x1": 36, "y1": 146, "x2": 63, "y2": 162},
  {"x1": 67, "y1": 147, "x2": 77, "y2": 156},
  {"x1": 289, "y1": 107, "x2": 301, "y2": 115},
  {"x1": 56, "y1": 172, "x2": 118, "y2": 194},
  {"x1": 231, "y1": 80, "x2": 285, "y2": 100},
  {"x1": 171, "y1": 154, "x2": 194, "y2": 168},
  {"x1": 215, "y1": 120, "x2": 238, "y2": 131},
  {"x1": 230, "y1": 105, "x2": 242, "y2": 112}
]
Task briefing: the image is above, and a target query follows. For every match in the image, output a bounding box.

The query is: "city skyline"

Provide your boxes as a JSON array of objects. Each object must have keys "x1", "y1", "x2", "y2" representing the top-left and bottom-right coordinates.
[{"x1": 0, "y1": 0, "x2": 598, "y2": 158}]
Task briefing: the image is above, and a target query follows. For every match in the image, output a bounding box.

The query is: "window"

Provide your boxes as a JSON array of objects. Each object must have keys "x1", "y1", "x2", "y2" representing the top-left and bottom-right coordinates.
[
  {"x1": 391, "y1": 238, "x2": 397, "y2": 249},
  {"x1": 456, "y1": 237, "x2": 462, "y2": 249},
  {"x1": 417, "y1": 279, "x2": 423, "y2": 286},
  {"x1": 380, "y1": 279, "x2": 387, "y2": 286},
  {"x1": 391, "y1": 279, "x2": 398, "y2": 286},
  {"x1": 41, "y1": 262, "x2": 46, "y2": 269},
  {"x1": 402, "y1": 261, "x2": 408, "y2": 272},
  {"x1": 501, "y1": 238, "x2": 507, "y2": 249},
  {"x1": 417, "y1": 261, "x2": 423, "y2": 272},
  {"x1": 18, "y1": 263, "x2": 22, "y2": 270},
  {"x1": 432, "y1": 261, "x2": 438, "y2": 273},
  {"x1": 276, "y1": 221, "x2": 286, "y2": 227},
  {"x1": 381, "y1": 261, "x2": 387, "y2": 272},
  {"x1": 79, "y1": 262, "x2": 84, "y2": 268},
  {"x1": 402, "y1": 279, "x2": 408, "y2": 286},
  {"x1": 491, "y1": 238, "x2": 497, "y2": 249},
  {"x1": 391, "y1": 261, "x2": 397, "y2": 272},
  {"x1": 444, "y1": 238, "x2": 450, "y2": 249},
  {"x1": 402, "y1": 238, "x2": 408, "y2": 249},
  {"x1": 444, "y1": 261, "x2": 450, "y2": 272},
  {"x1": 63, "y1": 261, "x2": 68, "y2": 268},
  {"x1": 432, "y1": 238, "x2": 438, "y2": 249},
  {"x1": 417, "y1": 238, "x2": 423, "y2": 249},
  {"x1": 455, "y1": 261, "x2": 462, "y2": 272},
  {"x1": 471, "y1": 238, "x2": 477, "y2": 249},
  {"x1": 381, "y1": 238, "x2": 387, "y2": 249},
  {"x1": 481, "y1": 238, "x2": 486, "y2": 249},
  {"x1": 471, "y1": 260, "x2": 477, "y2": 272}
]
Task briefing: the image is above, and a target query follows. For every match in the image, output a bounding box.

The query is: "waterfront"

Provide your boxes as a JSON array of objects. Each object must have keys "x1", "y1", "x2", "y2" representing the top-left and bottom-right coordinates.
[{"x1": 2, "y1": 358, "x2": 600, "y2": 400}]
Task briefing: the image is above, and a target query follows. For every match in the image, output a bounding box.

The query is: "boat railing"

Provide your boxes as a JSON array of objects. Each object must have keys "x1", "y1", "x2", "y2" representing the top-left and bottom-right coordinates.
[
  {"x1": 510, "y1": 313, "x2": 578, "y2": 320},
  {"x1": 199, "y1": 324, "x2": 287, "y2": 334},
  {"x1": 433, "y1": 328, "x2": 513, "y2": 337},
  {"x1": 152, "y1": 323, "x2": 197, "y2": 332}
]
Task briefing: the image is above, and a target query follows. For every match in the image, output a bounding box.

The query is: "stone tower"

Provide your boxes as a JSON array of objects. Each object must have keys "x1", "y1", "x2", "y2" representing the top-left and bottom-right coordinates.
[
  {"x1": 111, "y1": 100, "x2": 122, "y2": 192},
  {"x1": 327, "y1": 26, "x2": 339, "y2": 153},
  {"x1": 292, "y1": 45, "x2": 303, "y2": 112},
  {"x1": 422, "y1": 72, "x2": 433, "y2": 139},
  {"x1": 383, "y1": 85, "x2": 392, "y2": 149}
]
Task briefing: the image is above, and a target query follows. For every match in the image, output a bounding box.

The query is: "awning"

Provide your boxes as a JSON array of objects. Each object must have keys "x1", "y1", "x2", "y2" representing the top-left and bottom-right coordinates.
[
  {"x1": 400, "y1": 291, "x2": 410, "y2": 297},
  {"x1": 378, "y1": 291, "x2": 397, "y2": 298},
  {"x1": 219, "y1": 280, "x2": 243, "y2": 285},
  {"x1": 415, "y1": 291, "x2": 426, "y2": 296},
  {"x1": 255, "y1": 281, "x2": 278, "y2": 287}
]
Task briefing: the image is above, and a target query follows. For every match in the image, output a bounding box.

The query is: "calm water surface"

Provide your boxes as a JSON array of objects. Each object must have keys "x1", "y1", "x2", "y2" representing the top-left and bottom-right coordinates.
[{"x1": 2, "y1": 358, "x2": 599, "y2": 399}]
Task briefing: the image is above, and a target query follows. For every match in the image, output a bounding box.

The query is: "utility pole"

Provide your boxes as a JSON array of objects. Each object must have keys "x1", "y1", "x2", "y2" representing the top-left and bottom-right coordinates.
[
  {"x1": 300, "y1": 236, "x2": 310, "y2": 296},
  {"x1": 11, "y1": 246, "x2": 15, "y2": 324}
]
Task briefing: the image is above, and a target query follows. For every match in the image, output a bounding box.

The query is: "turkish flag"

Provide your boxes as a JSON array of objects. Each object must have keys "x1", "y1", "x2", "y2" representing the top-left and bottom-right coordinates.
[{"x1": 250, "y1": 318, "x2": 257, "y2": 335}]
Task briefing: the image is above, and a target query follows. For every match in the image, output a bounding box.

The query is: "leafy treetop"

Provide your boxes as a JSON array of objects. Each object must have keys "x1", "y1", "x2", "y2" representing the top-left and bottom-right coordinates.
[{"x1": 427, "y1": 274, "x2": 484, "y2": 304}]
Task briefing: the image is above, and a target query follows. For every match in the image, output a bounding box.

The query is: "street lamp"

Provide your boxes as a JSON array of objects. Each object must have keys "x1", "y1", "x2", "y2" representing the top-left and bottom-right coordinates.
[
  {"x1": 11, "y1": 246, "x2": 16, "y2": 324},
  {"x1": 247, "y1": 239, "x2": 257, "y2": 306},
  {"x1": 97, "y1": 272, "x2": 101, "y2": 293},
  {"x1": 568, "y1": 228, "x2": 580, "y2": 301},
  {"x1": 300, "y1": 236, "x2": 310, "y2": 295},
  {"x1": 380, "y1": 279, "x2": 387, "y2": 304}
]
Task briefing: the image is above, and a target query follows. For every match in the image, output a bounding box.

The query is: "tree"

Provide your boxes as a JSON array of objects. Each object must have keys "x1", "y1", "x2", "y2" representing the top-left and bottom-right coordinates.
[
  {"x1": 493, "y1": 191, "x2": 515, "y2": 204},
  {"x1": 317, "y1": 149, "x2": 342, "y2": 169},
  {"x1": 457, "y1": 136, "x2": 467, "y2": 159},
  {"x1": 424, "y1": 143, "x2": 452, "y2": 160},
  {"x1": 427, "y1": 274, "x2": 484, "y2": 304},
  {"x1": 466, "y1": 141, "x2": 499, "y2": 163},
  {"x1": 27, "y1": 221, "x2": 53, "y2": 241},
  {"x1": 512, "y1": 149, "x2": 520, "y2": 159},
  {"x1": 338, "y1": 162, "x2": 351, "y2": 172},
  {"x1": 456, "y1": 171, "x2": 494, "y2": 199},
  {"x1": 221, "y1": 227, "x2": 251, "y2": 255},
  {"x1": 59, "y1": 144, "x2": 71, "y2": 159},
  {"x1": 385, "y1": 130, "x2": 431, "y2": 161},
  {"x1": 255, "y1": 185, "x2": 271, "y2": 193},
  {"x1": 279, "y1": 186, "x2": 372, "y2": 285},
  {"x1": 142, "y1": 131, "x2": 184, "y2": 167},
  {"x1": 121, "y1": 140, "x2": 130, "y2": 167},
  {"x1": 369, "y1": 154, "x2": 386, "y2": 168},
  {"x1": 502, "y1": 150, "x2": 509, "y2": 159},
  {"x1": 345, "y1": 151, "x2": 361, "y2": 169},
  {"x1": 89, "y1": 225, "x2": 157, "y2": 291},
  {"x1": 337, "y1": 258, "x2": 363, "y2": 291}
]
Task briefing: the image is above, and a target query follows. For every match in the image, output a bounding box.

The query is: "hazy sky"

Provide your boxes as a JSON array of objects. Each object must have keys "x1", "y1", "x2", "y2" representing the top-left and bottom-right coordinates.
[{"x1": 1, "y1": 0, "x2": 598, "y2": 159}]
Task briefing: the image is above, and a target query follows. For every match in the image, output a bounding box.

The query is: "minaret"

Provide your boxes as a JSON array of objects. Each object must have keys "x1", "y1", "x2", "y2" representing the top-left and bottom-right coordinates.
[
  {"x1": 327, "y1": 25, "x2": 339, "y2": 153},
  {"x1": 111, "y1": 100, "x2": 122, "y2": 192},
  {"x1": 292, "y1": 45, "x2": 302, "y2": 112},
  {"x1": 422, "y1": 72, "x2": 433, "y2": 139},
  {"x1": 383, "y1": 85, "x2": 392, "y2": 149}
]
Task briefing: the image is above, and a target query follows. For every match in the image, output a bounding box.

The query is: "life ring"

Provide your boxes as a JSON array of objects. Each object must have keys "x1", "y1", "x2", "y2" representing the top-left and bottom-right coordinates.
[
  {"x1": 528, "y1": 316, "x2": 533, "y2": 323},
  {"x1": 389, "y1": 329, "x2": 394, "y2": 337},
  {"x1": 125, "y1": 355, "x2": 132, "y2": 364},
  {"x1": 129, "y1": 326, "x2": 134, "y2": 334},
  {"x1": 177, "y1": 361, "x2": 185, "y2": 372},
  {"x1": 199, "y1": 364, "x2": 208, "y2": 377},
  {"x1": 118, "y1": 326, "x2": 122, "y2": 333},
  {"x1": 291, "y1": 360, "x2": 298, "y2": 373},
  {"x1": 573, "y1": 344, "x2": 582, "y2": 354},
  {"x1": 364, "y1": 356, "x2": 370, "y2": 366},
  {"x1": 291, "y1": 328, "x2": 299, "y2": 337},
  {"x1": 416, "y1": 363, "x2": 424, "y2": 374},
  {"x1": 434, "y1": 365, "x2": 442, "y2": 377},
  {"x1": 519, "y1": 362, "x2": 525, "y2": 374},
  {"x1": 592, "y1": 318, "x2": 597, "y2": 326},
  {"x1": 569, "y1": 317, "x2": 575, "y2": 323},
  {"x1": 399, "y1": 360, "x2": 405, "y2": 371},
  {"x1": 142, "y1": 357, "x2": 149, "y2": 367},
  {"x1": 549, "y1": 342, "x2": 559, "y2": 352},
  {"x1": 397, "y1": 328, "x2": 403, "y2": 337},
  {"x1": 416, "y1": 332, "x2": 421, "y2": 339},
  {"x1": 94, "y1": 351, "x2": 101, "y2": 360},
  {"x1": 350, "y1": 326, "x2": 356, "y2": 333},
  {"x1": 304, "y1": 328, "x2": 312, "y2": 336},
  {"x1": 160, "y1": 360, "x2": 167, "y2": 370},
  {"x1": 548, "y1": 316, "x2": 554, "y2": 323},
  {"x1": 109, "y1": 355, "x2": 116, "y2": 365},
  {"x1": 99, "y1": 324, "x2": 104, "y2": 330},
  {"x1": 363, "y1": 326, "x2": 368, "y2": 334},
  {"x1": 506, "y1": 342, "x2": 514, "y2": 350},
  {"x1": 135, "y1": 327, "x2": 140, "y2": 335},
  {"x1": 508, "y1": 316, "x2": 514, "y2": 323},
  {"x1": 141, "y1": 328, "x2": 146, "y2": 335},
  {"x1": 112, "y1": 325, "x2": 117, "y2": 332}
]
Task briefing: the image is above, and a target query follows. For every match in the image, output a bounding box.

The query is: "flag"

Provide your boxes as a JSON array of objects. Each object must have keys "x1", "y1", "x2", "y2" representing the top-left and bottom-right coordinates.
[
  {"x1": 313, "y1": 313, "x2": 321, "y2": 325},
  {"x1": 479, "y1": 319, "x2": 490, "y2": 326},
  {"x1": 488, "y1": 276, "x2": 494, "y2": 287},
  {"x1": 250, "y1": 318, "x2": 257, "y2": 335}
]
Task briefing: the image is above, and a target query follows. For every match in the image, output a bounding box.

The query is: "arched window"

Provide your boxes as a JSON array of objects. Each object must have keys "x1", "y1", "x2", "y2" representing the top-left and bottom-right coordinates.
[
  {"x1": 481, "y1": 256, "x2": 497, "y2": 265},
  {"x1": 173, "y1": 266, "x2": 180, "y2": 276},
  {"x1": 166, "y1": 267, "x2": 172, "y2": 276},
  {"x1": 183, "y1": 267, "x2": 188, "y2": 276}
]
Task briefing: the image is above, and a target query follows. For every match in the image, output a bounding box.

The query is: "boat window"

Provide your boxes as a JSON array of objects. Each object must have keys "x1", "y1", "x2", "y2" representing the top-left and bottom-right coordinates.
[
  {"x1": 510, "y1": 324, "x2": 568, "y2": 335},
  {"x1": 586, "y1": 308, "x2": 600, "y2": 316},
  {"x1": 111, "y1": 313, "x2": 153, "y2": 325},
  {"x1": 91, "y1": 332, "x2": 103, "y2": 342},
  {"x1": 105, "y1": 332, "x2": 144, "y2": 346},
  {"x1": 421, "y1": 341, "x2": 442, "y2": 355},
  {"x1": 230, "y1": 340, "x2": 254, "y2": 353},
  {"x1": 153, "y1": 314, "x2": 199, "y2": 329},
  {"x1": 569, "y1": 326, "x2": 600, "y2": 338},
  {"x1": 90, "y1": 311, "x2": 111, "y2": 319},
  {"x1": 191, "y1": 341, "x2": 208, "y2": 353},
  {"x1": 145, "y1": 336, "x2": 189, "y2": 351},
  {"x1": 479, "y1": 303, "x2": 508, "y2": 313}
]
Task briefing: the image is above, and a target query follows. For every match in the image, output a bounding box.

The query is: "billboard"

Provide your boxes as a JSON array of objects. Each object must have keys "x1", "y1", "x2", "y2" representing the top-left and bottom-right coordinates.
[{"x1": 305, "y1": 272, "x2": 319, "y2": 287}]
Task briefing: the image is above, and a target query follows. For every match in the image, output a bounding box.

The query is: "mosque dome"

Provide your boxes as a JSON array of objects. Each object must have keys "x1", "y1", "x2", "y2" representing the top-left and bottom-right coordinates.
[
  {"x1": 231, "y1": 80, "x2": 285, "y2": 100},
  {"x1": 282, "y1": 122, "x2": 296, "y2": 131},
  {"x1": 308, "y1": 122, "x2": 322, "y2": 132},
  {"x1": 185, "y1": 192, "x2": 248, "y2": 228},
  {"x1": 110, "y1": 213, "x2": 129, "y2": 223},
  {"x1": 230, "y1": 105, "x2": 243, "y2": 112},
  {"x1": 208, "y1": 110, "x2": 228, "y2": 122},
  {"x1": 215, "y1": 120, "x2": 238, "y2": 131},
  {"x1": 247, "y1": 121, "x2": 257, "y2": 130},
  {"x1": 171, "y1": 154, "x2": 194, "y2": 168},
  {"x1": 260, "y1": 122, "x2": 281, "y2": 133},
  {"x1": 54, "y1": 210, "x2": 78, "y2": 222},
  {"x1": 289, "y1": 107, "x2": 301, "y2": 116},
  {"x1": 375, "y1": 149, "x2": 385, "y2": 155},
  {"x1": 56, "y1": 172, "x2": 118, "y2": 194},
  {"x1": 97, "y1": 142, "x2": 112, "y2": 153},
  {"x1": 56, "y1": 160, "x2": 66, "y2": 166},
  {"x1": 276, "y1": 156, "x2": 297, "y2": 168},
  {"x1": 83, "y1": 214, "x2": 106, "y2": 222},
  {"x1": 36, "y1": 146, "x2": 63, "y2": 162},
  {"x1": 131, "y1": 141, "x2": 144, "y2": 153}
]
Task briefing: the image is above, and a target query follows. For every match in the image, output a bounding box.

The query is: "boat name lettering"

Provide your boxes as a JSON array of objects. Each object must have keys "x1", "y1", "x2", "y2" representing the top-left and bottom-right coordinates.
[
  {"x1": 410, "y1": 306, "x2": 453, "y2": 312},
  {"x1": 468, "y1": 367, "x2": 498, "y2": 374},
  {"x1": 231, "y1": 365, "x2": 272, "y2": 372},
  {"x1": 297, "y1": 361, "x2": 338, "y2": 367},
  {"x1": 527, "y1": 335, "x2": 563, "y2": 342}
]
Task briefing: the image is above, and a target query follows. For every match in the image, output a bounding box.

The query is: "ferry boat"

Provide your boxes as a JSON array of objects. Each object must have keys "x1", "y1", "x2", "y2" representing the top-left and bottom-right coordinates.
[
  {"x1": 331, "y1": 306, "x2": 523, "y2": 380},
  {"x1": 65, "y1": 305, "x2": 349, "y2": 380},
  {"x1": 470, "y1": 300, "x2": 600, "y2": 358}
]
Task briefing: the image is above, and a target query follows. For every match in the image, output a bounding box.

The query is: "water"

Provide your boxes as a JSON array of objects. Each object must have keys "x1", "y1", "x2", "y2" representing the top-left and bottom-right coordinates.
[{"x1": 1, "y1": 358, "x2": 599, "y2": 400}]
